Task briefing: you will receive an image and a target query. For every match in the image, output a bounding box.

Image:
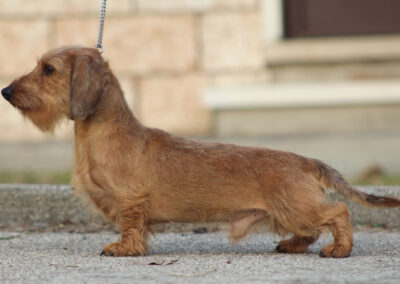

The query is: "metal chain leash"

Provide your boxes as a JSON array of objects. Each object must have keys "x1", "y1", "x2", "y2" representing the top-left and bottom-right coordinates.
[{"x1": 95, "y1": 0, "x2": 107, "y2": 54}]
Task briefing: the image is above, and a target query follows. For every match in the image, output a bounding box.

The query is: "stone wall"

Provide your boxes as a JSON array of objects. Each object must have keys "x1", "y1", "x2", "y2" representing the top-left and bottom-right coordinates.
[
  {"x1": 2, "y1": 1, "x2": 400, "y2": 143},
  {"x1": 0, "y1": 0, "x2": 269, "y2": 142}
]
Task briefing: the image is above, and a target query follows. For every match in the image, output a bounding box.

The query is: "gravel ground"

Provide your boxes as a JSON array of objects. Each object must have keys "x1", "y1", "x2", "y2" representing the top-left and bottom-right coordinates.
[{"x1": 0, "y1": 231, "x2": 399, "y2": 283}]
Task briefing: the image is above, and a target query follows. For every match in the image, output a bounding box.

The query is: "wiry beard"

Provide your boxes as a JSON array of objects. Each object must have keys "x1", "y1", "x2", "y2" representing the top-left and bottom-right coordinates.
[{"x1": 20, "y1": 102, "x2": 66, "y2": 133}]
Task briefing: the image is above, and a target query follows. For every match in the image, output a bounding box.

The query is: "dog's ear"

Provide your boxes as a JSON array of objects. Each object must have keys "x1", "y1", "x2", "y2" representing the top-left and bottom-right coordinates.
[{"x1": 69, "y1": 55, "x2": 104, "y2": 120}]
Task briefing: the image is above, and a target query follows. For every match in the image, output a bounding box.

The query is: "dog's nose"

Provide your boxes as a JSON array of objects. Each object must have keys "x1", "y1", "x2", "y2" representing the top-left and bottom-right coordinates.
[{"x1": 1, "y1": 85, "x2": 14, "y2": 101}]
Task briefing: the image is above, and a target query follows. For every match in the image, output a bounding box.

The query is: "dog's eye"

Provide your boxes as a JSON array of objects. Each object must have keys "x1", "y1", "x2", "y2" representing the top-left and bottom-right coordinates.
[{"x1": 43, "y1": 65, "x2": 55, "y2": 75}]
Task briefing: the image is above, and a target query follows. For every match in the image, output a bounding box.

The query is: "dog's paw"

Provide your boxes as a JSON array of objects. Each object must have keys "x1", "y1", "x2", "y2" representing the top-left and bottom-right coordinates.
[
  {"x1": 100, "y1": 242, "x2": 143, "y2": 257},
  {"x1": 276, "y1": 240, "x2": 307, "y2": 254},
  {"x1": 319, "y1": 244, "x2": 351, "y2": 258}
]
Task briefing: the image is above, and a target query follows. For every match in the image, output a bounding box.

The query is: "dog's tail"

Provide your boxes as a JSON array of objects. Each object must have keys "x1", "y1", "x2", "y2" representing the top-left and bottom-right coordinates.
[{"x1": 312, "y1": 159, "x2": 400, "y2": 208}]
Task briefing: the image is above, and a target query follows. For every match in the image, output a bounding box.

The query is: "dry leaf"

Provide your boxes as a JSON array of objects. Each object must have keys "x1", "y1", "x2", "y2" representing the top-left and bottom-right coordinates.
[{"x1": 148, "y1": 259, "x2": 178, "y2": 265}]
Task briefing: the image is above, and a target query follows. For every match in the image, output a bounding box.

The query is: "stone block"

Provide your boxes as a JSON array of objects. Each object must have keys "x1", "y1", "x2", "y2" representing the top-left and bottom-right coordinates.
[
  {"x1": 138, "y1": 75, "x2": 211, "y2": 135},
  {"x1": 212, "y1": 0, "x2": 258, "y2": 9},
  {"x1": 137, "y1": 0, "x2": 257, "y2": 12},
  {"x1": 0, "y1": 21, "x2": 50, "y2": 76},
  {"x1": 54, "y1": 18, "x2": 98, "y2": 50},
  {"x1": 137, "y1": 0, "x2": 211, "y2": 11},
  {"x1": 202, "y1": 12, "x2": 264, "y2": 71},
  {"x1": 208, "y1": 71, "x2": 272, "y2": 86},
  {"x1": 215, "y1": 105, "x2": 400, "y2": 137},
  {"x1": 273, "y1": 62, "x2": 400, "y2": 83},
  {"x1": 56, "y1": 16, "x2": 197, "y2": 74},
  {"x1": 0, "y1": 0, "x2": 132, "y2": 15}
]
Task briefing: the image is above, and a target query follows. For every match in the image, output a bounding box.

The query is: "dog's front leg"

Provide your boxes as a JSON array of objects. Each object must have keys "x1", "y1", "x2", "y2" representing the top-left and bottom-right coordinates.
[{"x1": 101, "y1": 194, "x2": 149, "y2": 257}]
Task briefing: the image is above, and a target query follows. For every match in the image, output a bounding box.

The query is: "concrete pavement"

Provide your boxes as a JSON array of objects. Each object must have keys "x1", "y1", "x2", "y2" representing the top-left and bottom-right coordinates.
[{"x1": 0, "y1": 231, "x2": 399, "y2": 283}]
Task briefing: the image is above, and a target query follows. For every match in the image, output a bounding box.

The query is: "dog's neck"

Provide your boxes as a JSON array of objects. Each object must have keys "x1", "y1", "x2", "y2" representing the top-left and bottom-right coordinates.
[{"x1": 73, "y1": 79, "x2": 145, "y2": 144}]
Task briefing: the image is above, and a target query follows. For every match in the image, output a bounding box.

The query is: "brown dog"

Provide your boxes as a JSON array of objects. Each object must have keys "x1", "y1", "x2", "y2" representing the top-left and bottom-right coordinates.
[{"x1": 2, "y1": 47, "x2": 400, "y2": 258}]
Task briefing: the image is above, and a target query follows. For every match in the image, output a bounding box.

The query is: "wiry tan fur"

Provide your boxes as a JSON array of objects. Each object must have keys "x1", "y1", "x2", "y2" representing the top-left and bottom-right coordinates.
[{"x1": 3, "y1": 47, "x2": 400, "y2": 258}]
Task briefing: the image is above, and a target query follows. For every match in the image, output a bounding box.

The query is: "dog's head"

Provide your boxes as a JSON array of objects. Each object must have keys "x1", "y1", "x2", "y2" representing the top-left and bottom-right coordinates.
[{"x1": 1, "y1": 47, "x2": 107, "y2": 132}]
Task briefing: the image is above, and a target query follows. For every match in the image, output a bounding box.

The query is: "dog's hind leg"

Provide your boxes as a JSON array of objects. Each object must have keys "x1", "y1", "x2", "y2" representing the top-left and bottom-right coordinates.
[
  {"x1": 316, "y1": 202, "x2": 353, "y2": 258},
  {"x1": 274, "y1": 202, "x2": 353, "y2": 257},
  {"x1": 276, "y1": 234, "x2": 319, "y2": 253}
]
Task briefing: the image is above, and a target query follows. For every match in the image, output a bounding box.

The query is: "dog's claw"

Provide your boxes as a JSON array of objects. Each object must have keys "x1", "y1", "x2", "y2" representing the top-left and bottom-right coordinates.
[
  {"x1": 319, "y1": 249, "x2": 349, "y2": 258},
  {"x1": 276, "y1": 245, "x2": 287, "y2": 253},
  {"x1": 319, "y1": 245, "x2": 351, "y2": 258},
  {"x1": 100, "y1": 250, "x2": 114, "y2": 257}
]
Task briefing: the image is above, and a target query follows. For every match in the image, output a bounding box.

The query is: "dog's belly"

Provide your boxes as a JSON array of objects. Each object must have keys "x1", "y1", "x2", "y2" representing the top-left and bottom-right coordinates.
[
  {"x1": 149, "y1": 206, "x2": 230, "y2": 223},
  {"x1": 147, "y1": 189, "x2": 268, "y2": 224}
]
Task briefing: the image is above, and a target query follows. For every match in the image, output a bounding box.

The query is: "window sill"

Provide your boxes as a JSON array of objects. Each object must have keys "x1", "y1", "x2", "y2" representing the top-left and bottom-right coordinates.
[
  {"x1": 265, "y1": 35, "x2": 400, "y2": 66},
  {"x1": 204, "y1": 80, "x2": 400, "y2": 110}
]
